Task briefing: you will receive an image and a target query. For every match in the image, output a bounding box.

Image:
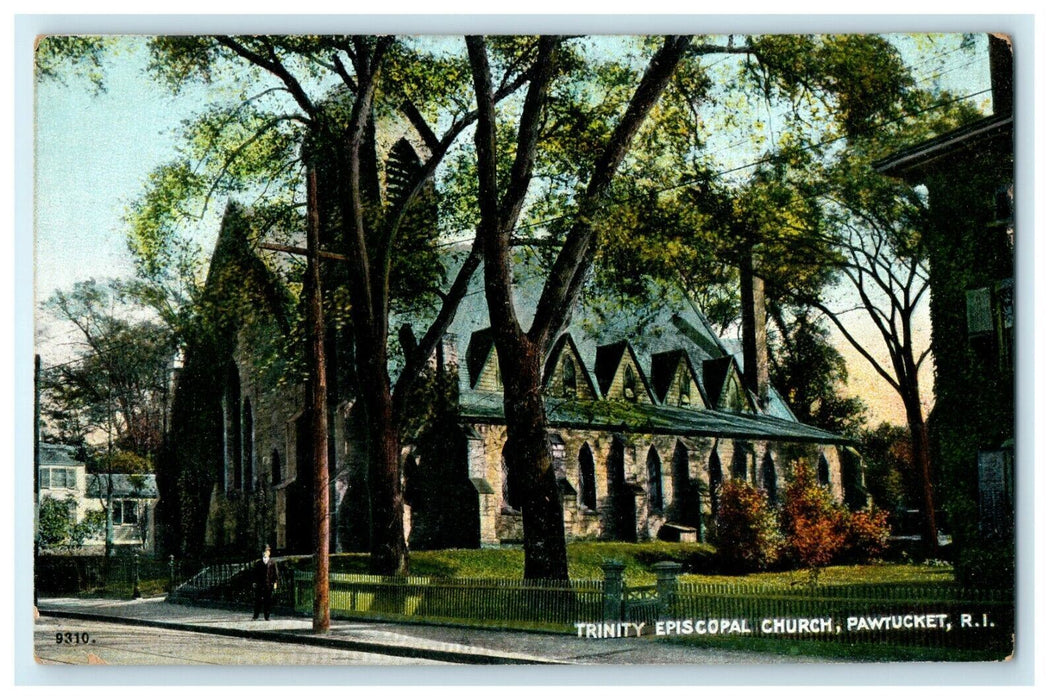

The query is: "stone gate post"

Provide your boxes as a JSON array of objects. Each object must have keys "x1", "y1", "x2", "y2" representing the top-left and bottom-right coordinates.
[
  {"x1": 601, "y1": 559, "x2": 626, "y2": 622},
  {"x1": 652, "y1": 561, "x2": 681, "y2": 617}
]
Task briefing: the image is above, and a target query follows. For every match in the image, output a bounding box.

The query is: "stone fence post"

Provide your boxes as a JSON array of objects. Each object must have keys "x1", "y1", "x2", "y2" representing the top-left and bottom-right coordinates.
[
  {"x1": 652, "y1": 561, "x2": 681, "y2": 617},
  {"x1": 601, "y1": 559, "x2": 626, "y2": 622}
]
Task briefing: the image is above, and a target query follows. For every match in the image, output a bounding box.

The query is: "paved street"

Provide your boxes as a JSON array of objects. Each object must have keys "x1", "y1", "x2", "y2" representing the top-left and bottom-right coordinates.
[
  {"x1": 35, "y1": 614, "x2": 450, "y2": 666},
  {"x1": 35, "y1": 597, "x2": 815, "y2": 666}
]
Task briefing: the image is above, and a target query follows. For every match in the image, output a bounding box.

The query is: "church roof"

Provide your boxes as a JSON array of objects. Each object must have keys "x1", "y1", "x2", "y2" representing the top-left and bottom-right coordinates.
[{"x1": 459, "y1": 391, "x2": 851, "y2": 445}]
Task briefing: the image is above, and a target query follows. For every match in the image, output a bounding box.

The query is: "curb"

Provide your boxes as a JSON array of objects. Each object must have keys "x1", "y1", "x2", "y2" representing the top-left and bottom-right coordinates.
[{"x1": 37, "y1": 608, "x2": 565, "y2": 665}]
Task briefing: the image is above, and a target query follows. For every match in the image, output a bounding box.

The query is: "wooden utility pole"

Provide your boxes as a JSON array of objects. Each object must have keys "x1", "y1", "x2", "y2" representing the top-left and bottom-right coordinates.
[
  {"x1": 304, "y1": 166, "x2": 331, "y2": 634},
  {"x1": 261, "y1": 167, "x2": 351, "y2": 633}
]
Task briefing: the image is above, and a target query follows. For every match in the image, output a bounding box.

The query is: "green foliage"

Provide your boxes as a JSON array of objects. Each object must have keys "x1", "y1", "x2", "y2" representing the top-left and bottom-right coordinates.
[
  {"x1": 38, "y1": 496, "x2": 76, "y2": 548},
  {"x1": 88, "y1": 449, "x2": 153, "y2": 475},
  {"x1": 38, "y1": 496, "x2": 104, "y2": 550},
  {"x1": 770, "y1": 309, "x2": 867, "y2": 435},
  {"x1": 715, "y1": 480, "x2": 782, "y2": 572},
  {"x1": 71, "y1": 509, "x2": 107, "y2": 547},
  {"x1": 35, "y1": 36, "x2": 116, "y2": 92},
  {"x1": 40, "y1": 279, "x2": 175, "y2": 457},
  {"x1": 858, "y1": 423, "x2": 913, "y2": 516},
  {"x1": 747, "y1": 34, "x2": 915, "y2": 140}
]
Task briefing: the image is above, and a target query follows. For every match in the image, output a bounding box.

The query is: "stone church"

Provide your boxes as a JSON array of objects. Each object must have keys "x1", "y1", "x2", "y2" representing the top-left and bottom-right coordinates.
[
  {"x1": 398, "y1": 256, "x2": 858, "y2": 549},
  {"x1": 162, "y1": 202, "x2": 860, "y2": 558}
]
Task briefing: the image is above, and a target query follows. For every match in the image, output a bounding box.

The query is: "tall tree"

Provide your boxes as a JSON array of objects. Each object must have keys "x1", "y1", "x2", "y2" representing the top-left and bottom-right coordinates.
[
  {"x1": 40, "y1": 279, "x2": 174, "y2": 569},
  {"x1": 807, "y1": 156, "x2": 939, "y2": 552},
  {"x1": 138, "y1": 36, "x2": 537, "y2": 575},
  {"x1": 467, "y1": 35, "x2": 691, "y2": 579},
  {"x1": 40, "y1": 280, "x2": 174, "y2": 458}
]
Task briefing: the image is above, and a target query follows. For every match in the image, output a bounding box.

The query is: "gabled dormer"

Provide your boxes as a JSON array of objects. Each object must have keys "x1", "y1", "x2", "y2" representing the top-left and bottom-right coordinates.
[
  {"x1": 543, "y1": 334, "x2": 598, "y2": 400},
  {"x1": 595, "y1": 341, "x2": 655, "y2": 404},
  {"x1": 467, "y1": 328, "x2": 502, "y2": 392},
  {"x1": 651, "y1": 349, "x2": 708, "y2": 409},
  {"x1": 701, "y1": 356, "x2": 752, "y2": 413}
]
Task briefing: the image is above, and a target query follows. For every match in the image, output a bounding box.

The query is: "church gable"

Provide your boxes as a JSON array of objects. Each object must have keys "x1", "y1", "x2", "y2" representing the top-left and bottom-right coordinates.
[
  {"x1": 467, "y1": 329, "x2": 502, "y2": 392},
  {"x1": 701, "y1": 356, "x2": 751, "y2": 413},
  {"x1": 651, "y1": 350, "x2": 707, "y2": 409},
  {"x1": 543, "y1": 334, "x2": 598, "y2": 400},
  {"x1": 595, "y1": 341, "x2": 655, "y2": 404}
]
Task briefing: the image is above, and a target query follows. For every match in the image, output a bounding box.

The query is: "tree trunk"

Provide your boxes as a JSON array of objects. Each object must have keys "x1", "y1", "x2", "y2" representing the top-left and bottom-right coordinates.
[
  {"x1": 359, "y1": 344, "x2": 409, "y2": 576},
  {"x1": 498, "y1": 344, "x2": 569, "y2": 581},
  {"x1": 902, "y1": 377, "x2": 940, "y2": 556}
]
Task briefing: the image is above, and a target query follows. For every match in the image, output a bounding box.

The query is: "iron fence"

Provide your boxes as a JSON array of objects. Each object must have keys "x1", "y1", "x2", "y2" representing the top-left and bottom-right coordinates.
[
  {"x1": 56, "y1": 552, "x2": 1012, "y2": 654},
  {"x1": 670, "y1": 581, "x2": 1013, "y2": 652},
  {"x1": 293, "y1": 571, "x2": 604, "y2": 629},
  {"x1": 35, "y1": 553, "x2": 176, "y2": 596}
]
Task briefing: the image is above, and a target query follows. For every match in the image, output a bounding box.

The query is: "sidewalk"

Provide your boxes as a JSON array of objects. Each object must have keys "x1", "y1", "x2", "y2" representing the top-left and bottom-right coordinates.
[{"x1": 36, "y1": 597, "x2": 810, "y2": 665}]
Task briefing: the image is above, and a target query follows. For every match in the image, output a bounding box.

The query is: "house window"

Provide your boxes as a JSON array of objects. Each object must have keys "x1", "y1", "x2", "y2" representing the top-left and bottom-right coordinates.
[
  {"x1": 578, "y1": 444, "x2": 597, "y2": 511},
  {"x1": 623, "y1": 364, "x2": 639, "y2": 400},
  {"x1": 647, "y1": 446, "x2": 663, "y2": 512},
  {"x1": 111, "y1": 500, "x2": 140, "y2": 526},
  {"x1": 818, "y1": 454, "x2": 830, "y2": 486},
  {"x1": 40, "y1": 467, "x2": 76, "y2": 490},
  {"x1": 562, "y1": 356, "x2": 577, "y2": 397}
]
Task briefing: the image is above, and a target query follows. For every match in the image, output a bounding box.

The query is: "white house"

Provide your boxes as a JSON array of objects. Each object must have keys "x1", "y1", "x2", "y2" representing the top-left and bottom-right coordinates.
[{"x1": 37, "y1": 443, "x2": 158, "y2": 552}]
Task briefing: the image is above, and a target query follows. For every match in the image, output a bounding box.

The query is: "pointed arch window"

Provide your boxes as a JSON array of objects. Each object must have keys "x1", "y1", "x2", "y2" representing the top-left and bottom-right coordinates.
[
  {"x1": 732, "y1": 441, "x2": 749, "y2": 481},
  {"x1": 709, "y1": 447, "x2": 723, "y2": 513},
  {"x1": 242, "y1": 398, "x2": 254, "y2": 489},
  {"x1": 562, "y1": 356, "x2": 577, "y2": 397},
  {"x1": 578, "y1": 444, "x2": 597, "y2": 511},
  {"x1": 678, "y1": 369, "x2": 692, "y2": 406},
  {"x1": 623, "y1": 364, "x2": 639, "y2": 400},
  {"x1": 271, "y1": 450, "x2": 282, "y2": 485},
  {"x1": 501, "y1": 444, "x2": 522, "y2": 513},
  {"x1": 818, "y1": 454, "x2": 830, "y2": 486},
  {"x1": 763, "y1": 452, "x2": 777, "y2": 504},
  {"x1": 647, "y1": 446, "x2": 663, "y2": 512}
]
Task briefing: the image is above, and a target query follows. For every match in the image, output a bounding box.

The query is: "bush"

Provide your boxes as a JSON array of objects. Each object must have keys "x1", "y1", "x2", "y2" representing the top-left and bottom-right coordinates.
[
  {"x1": 843, "y1": 508, "x2": 891, "y2": 562},
  {"x1": 715, "y1": 480, "x2": 782, "y2": 572},
  {"x1": 780, "y1": 461, "x2": 848, "y2": 577}
]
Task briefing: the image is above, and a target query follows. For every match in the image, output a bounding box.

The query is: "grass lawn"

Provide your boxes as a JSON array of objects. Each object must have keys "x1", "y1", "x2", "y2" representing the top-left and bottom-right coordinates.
[{"x1": 300, "y1": 542, "x2": 956, "y2": 588}]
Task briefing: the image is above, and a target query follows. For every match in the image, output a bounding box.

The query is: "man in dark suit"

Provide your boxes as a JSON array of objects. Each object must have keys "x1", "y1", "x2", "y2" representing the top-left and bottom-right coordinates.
[{"x1": 252, "y1": 545, "x2": 279, "y2": 621}]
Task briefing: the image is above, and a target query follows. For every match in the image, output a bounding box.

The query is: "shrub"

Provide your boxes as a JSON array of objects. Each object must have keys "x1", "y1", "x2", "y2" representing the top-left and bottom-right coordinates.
[
  {"x1": 780, "y1": 461, "x2": 849, "y2": 578},
  {"x1": 38, "y1": 496, "x2": 76, "y2": 548},
  {"x1": 843, "y1": 508, "x2": 891, "y2": 562},
  {"x1": 715, "y1": 479, "x2": 782, "y2": 572}
]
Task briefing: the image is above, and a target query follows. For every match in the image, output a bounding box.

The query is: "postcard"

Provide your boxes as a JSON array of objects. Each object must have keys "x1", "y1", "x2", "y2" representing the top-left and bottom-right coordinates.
[{"x1": 28, "y1": 25, "x2": 1021, "y2": 673}]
